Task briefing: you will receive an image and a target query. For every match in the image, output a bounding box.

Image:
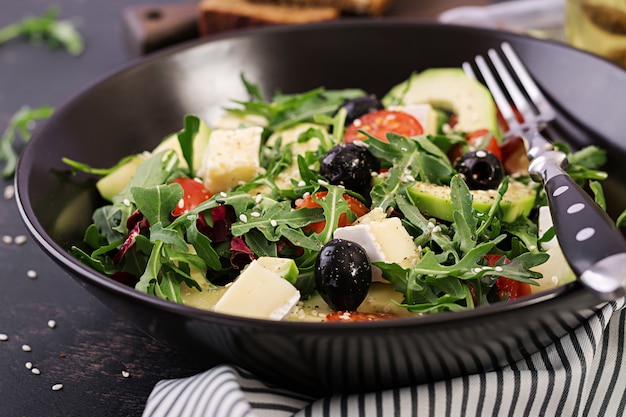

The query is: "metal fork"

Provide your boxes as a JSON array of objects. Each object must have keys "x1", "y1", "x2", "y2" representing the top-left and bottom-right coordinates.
[{"x1": 464, "y1": 42, "x2": 626, "y2": 301}]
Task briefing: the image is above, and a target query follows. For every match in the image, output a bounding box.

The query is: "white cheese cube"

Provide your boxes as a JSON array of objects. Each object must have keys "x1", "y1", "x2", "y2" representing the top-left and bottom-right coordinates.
[
  {"x1": 334, "y1": 216, "x2": 421, "y2": 282},
  {"x1": 213, "y1": 260, "x2": 300, "y2": 320},
  {"x1": 198, "y1": 127, "x2": 262, "y2": 194},
  {"x1": 389, "y1": 104, "x2": 439, "y2": 135}
]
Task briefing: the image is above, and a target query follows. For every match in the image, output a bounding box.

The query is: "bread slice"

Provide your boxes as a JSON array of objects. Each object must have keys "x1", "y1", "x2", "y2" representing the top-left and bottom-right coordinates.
[
  {"x1": 198, "y1": 0, "x2": 340, "y2": 36},
  {"x1": 248, "y1": 0, "x2": 394, "y2": 16}
]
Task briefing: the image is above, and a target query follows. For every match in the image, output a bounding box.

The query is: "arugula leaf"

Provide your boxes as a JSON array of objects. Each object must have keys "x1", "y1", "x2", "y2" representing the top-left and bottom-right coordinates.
[
  {"x1": 396, "y1": 193, "x2": 458, "y2": 260},
  {"x1": 589, "y1": 180, "x2": 606, "y2": 211},
  {"x1": 0, "y1": 105, "x2": 53, "y2": 178},
  {"x1": 93, "y1": 205, "x2": 125, "y2": 244},
  {"x1": 313, "y1": 185, "x2": 351, "y2": 244},
  {"x1": 186, "y1": 218, "x2": 221, "y2": 270},
  {"x1": 0, "y1": 7, "x2": 83, "y2": 55},
  {"x1": 225, "y1": 82, "x2": 364, "y2": 134},
  {"x1": 136, "y1": 241, "x2": 164, "y2": 293},
  {"x1": 131, "y1": 183, "x2": 183, "y2": 227},
  {"x1": 177, "y1": 115, "x2": 200, "y2": 175},
  {"x1": 62, "y1": 154, "x2": 139, "y2": 176},
  {"x1": 149, "y1": 222, "x2": 188, "y2": 252},
  {"x1": 450, "y1": 175, "x2": 477, "y2": 254}
]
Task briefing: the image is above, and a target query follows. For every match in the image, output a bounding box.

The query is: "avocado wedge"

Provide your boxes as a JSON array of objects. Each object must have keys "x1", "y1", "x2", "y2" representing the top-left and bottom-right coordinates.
[
  {"x1": 407, "y1": 179, "x2": 537, "y2": 223},
  {"x1": 383, "y1": 68, "x2": 500, "y2": 137}
]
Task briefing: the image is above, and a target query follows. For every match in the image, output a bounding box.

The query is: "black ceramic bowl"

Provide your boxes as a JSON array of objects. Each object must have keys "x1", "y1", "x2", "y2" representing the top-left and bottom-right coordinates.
[{"x1": 15, "y1": 21, "x2": 626, "y2": 396}]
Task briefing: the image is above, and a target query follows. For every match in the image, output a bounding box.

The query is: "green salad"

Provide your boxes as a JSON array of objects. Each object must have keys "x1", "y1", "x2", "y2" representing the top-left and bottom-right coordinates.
[{"x1": 64, "y1": 68, "x2": 609, "y2": 322}]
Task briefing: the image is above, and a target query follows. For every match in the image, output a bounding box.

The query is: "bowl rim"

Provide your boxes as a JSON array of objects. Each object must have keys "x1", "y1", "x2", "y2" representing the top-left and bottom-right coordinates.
[{"x1": 14, "y1": 19, "x2": 593, "y2": 331}]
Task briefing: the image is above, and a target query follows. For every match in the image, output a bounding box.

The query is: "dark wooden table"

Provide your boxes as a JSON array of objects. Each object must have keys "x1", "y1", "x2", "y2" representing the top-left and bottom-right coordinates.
[{"x1": 0, "y1": 0, "x2": 488, "y2": 415}]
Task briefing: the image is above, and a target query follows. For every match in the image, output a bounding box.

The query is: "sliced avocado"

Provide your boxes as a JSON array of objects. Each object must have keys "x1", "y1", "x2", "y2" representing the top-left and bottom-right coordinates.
[
  {"x1": 383, "y1": 68, "x2": 500, "y2": 137},
  {"x1": 96, "y1": 155, "x2": 145, "y2": 202},
  {"x1": 407, "y1": 179, "x2": 537, "y2": 223},
  {"x1": 256, "y1": 257, "x2": 299, "y2": 285}
]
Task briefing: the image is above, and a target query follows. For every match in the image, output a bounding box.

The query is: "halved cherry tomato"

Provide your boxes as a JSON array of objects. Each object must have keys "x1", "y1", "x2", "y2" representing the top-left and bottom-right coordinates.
[
  {"x1": 465, "y1": 129, "x2": 502, "y2": 161},
  {"x1": 170, "y1": 177, "x2": 212, "y2": 217},
  {"x1": 294, "y1": 191, "x2": 369, "y2": 234},
  {"x1": 325, "y1": 311, "x2": 398, "y2": 322},
  {"x1": 484, "y1": 254, "x2": 532, "y2": 301},
  {"x1": 343, "y1": 109, "x2": 423, "y2": 143}
]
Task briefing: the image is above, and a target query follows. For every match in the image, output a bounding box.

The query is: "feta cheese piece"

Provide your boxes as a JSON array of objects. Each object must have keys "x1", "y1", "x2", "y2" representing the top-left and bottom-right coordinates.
[
  {"x1": 389, "y1": 103, "x2": 439, "y2": 135},
  {"x1": 198, "y1": 127, "x2": 263, "y2": 194},
  {"x1": 213, "y1": 260, "x2": 300, "y2": 320},
  {"x1": 334, "y1": 214, "x2": 421, "y2": 281}
]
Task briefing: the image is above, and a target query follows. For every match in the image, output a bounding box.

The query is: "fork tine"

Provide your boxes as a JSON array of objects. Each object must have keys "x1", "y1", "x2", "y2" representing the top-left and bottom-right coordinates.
[
  {"x1": 500, "y1": 42, "x2": 556, "y2": 122},
  {"x1": 465, "y1": 55, "x2": 522, "y2": 133},
  {"x1": 486, "y1": 48, "x2": 535, "y2": 122}
]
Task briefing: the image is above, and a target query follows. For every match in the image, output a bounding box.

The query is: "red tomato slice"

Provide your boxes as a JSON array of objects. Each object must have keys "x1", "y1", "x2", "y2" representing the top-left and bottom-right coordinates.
[
  {"x1": 294, "y1": 191, "x2": 369, "y2": 234},
  {"x1": 344, "y1": 110, "x2": 424, "y2": 143},
  {"x1": 465, "y1": 129, "x2": 503, "y2": 161},
  {"x1": 325, "y1": 311, "x2": 398, "y2": 322},
  {"x1": 484, "y1": 254, "x2": 532, "y2": 301},
  {"x1": 170, "y1": 177, "x2": 212, "y2": 217}
]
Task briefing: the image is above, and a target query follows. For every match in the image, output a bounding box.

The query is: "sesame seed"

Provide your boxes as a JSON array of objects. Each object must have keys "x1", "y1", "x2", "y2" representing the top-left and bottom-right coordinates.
[
  {"x1": 122, "y1": 198, "x2": 131, "y2": 206},
  {"x1": 14, "y1": 235, "x2": 27, "y2": 245},
  {"x1": 27, "y1": 270, "x2": 37, "y2": 279},
  {"x1": 2, "y1": 235, "x2": 12, "y2": 244},
  {"x1": 473, "y1": 268, "x2": 482, "y2": 274},
  {"x1": 177, "y1": 199, "x2": 184, "y2": 209},
  {"x1": 475, "y1": 150, "x2": 487, "y2": 158},
  {"x1": 31, "y1": 368, "x2": 41, "y2": 375},
  {"x1": 48, "y1": 320, "x2": 57, "y2": 329},
  {"x1": 121, "y1": 370, "x2": 130, "y2": 378},
  {"x1": 297, "y1": 181, "x2": 306, "y2": 187},
  {"x1": 270, "y1": 219, "x2": 277, "y2": 227},
  {"x1": 495, "y1": 266, "x2": 503, "y2": 272},
  {"x1": 25, "y1": 362, "x2": 33, "y2": 370},
  {"x1": 4, "y1": 185, "x2": 15, "y2": 199},
  {"x1": 551, "y1": 276, "x2": 559, "y2": 285},
  {"x1": 22, "y1": 344, "x2": 32, "y2": 352},
  {"x1": 239, "y1": 214, "x2": 248, "y2": 223},
  {"x1": 193, "y1": 177, "x2": 203, "y2": 183},
  {"x1": 250, "y1": 211, "x2": 261, "y2": 218},
  {"x1": 317, "y1": 179, "x2": 329, "y2": 186},
  {"x1": 220, "y1": 192, "x2": 227, "y2": 198},
  {"x1": 0, "y1": 334, "x2": 8, "y2": 341},
  {"x1": 51, "y1": 384, "x2": 64, "y2": 391},
  {"x1": 255, "y1": 194, "x2": 263, "y2": 203}
]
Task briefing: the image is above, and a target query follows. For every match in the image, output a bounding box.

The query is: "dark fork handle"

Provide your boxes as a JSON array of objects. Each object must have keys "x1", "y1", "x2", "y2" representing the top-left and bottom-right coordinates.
[{"x1": 540, "y1": 166, "x2": 626, "y2": 300}]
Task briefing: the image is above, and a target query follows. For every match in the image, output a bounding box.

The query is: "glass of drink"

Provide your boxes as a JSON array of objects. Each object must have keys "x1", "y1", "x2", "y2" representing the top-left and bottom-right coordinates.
[{"x1": 566, "y1": 0, "x2": 626, "y2": 66}]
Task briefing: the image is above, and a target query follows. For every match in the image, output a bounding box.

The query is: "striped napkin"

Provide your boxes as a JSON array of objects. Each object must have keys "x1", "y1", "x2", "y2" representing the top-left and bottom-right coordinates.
[{"x1": 144, "y1": 298, "x2": 626, "y2": 417}]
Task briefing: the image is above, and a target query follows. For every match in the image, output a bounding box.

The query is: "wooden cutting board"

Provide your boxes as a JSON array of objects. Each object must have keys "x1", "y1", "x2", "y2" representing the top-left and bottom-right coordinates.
[{"x1": 123, "y1": 0, "x2": 490, "y2": 55}]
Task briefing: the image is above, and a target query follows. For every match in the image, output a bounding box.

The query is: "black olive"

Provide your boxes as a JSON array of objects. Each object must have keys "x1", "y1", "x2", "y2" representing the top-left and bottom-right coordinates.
[
  {"x1": 336, "y1": 96, "x2": 384, "y2": 126},
  {"x1": 454, "y1": 150, "x2": 504, "y2": 190},
  {"x1": 315, "y1": 238, "x2": 372, "y2": 311},
  {"x1": 320, "y1": 143, "x2": 380, "y2": 193}
]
